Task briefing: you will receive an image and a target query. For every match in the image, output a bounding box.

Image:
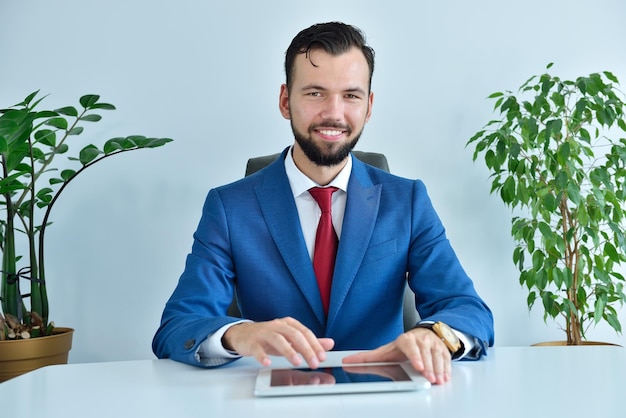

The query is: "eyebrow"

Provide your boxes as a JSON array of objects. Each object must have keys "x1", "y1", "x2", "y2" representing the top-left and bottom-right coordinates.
[{"x1": 301, "y1": 84, "x2": 367, "y2": 95}]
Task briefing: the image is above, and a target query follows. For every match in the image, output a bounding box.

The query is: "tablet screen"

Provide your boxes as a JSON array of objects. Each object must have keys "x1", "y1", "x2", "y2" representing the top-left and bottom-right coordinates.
[{"x1": 269, "y1": 364, "x2": 412, "y2": 386}]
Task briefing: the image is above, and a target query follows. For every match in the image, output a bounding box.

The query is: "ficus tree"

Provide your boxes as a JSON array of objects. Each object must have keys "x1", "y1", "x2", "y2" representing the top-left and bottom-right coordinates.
[{"x1": 467, "y1": 64, "x2": 626, "y2": 344}]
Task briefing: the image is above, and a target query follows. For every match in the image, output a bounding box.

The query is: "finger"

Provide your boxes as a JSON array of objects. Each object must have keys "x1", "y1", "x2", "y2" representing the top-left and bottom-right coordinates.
[
  {"x1": 393, "y1": 332, "x2": 425, "y2": 372},
  {"x1": 431, "y1": 345, "x2": 452, "y2": 384},
  {"x1": 268, "y1": 318, "x2": 332, "y2": 368},
  {"x1": 318, "y1": 338, "x2": 335, "y2": 352},
  {"x1": 277, "y1": 318, "x2": 328, "y2": 368},
  {"x1": 223, "y1": 321, "x2": 301, "y2": 366},
  {"x1": 342, "y1": 343, "x2": 398, "y2": 364},
  {"x1": 252, "y1": 332, "x2": 302, "y2": 367},
  {"x1": 411, "y1": 333, "x2": 451, "y2": 385}
]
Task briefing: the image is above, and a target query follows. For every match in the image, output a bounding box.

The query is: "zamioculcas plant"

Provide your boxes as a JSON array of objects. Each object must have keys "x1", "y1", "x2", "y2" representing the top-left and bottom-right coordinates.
[
  {"x1": 467, "y1": 64, "x2": 626, "y2": 344},
  {"x1": 0, "y1": 91, "x2": 172, "y2": 340}
]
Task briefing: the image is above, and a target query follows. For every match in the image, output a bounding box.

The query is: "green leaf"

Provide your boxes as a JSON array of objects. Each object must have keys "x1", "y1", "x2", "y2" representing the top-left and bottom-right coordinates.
[
  {"x1": 78, "y1": 144, "x2": 102, "y2": 165},
  {"x1": 604, "y1": 242, "x2": 620, "y2": 262},
  {"x1": 555, "y1": 171, "x2": 568, "y2": 191},
  {"x1": 146, "y1": 137, "x2": 172, "y2": 148},
  {"x1": 68, "y1": 126, "x2": 84, "y2": 136},
  {"x1": 80, "y1": 114, "x2": 102, "y2": 122},
  {"x1": 46, "y1": 117, "x2": 68, "y2": 130},
  {"x1": 35, "y1": 110, "x2": 59, "y2": 119},
  {"x1": 532, "y1": 250, "x2": 545, "y2": 270},
  {"x1": 23, "y1": 90, "x2": 40, "y2": 105},
  {"x1": 545, "y1": 119, "x2": 563, "y2": 139},
  {"x1": 49, "y1": 177, "x2": 64, "y2": 185},
  {"x1": 79, "y1": 94, "x2": 100, "y2": 108},
  {"x1": 577, "y1": 287, "x2": 587, "y2": 306},
  {"x1": 55, "y1": 106, "x2": 78, "y2": 117},
  {"x1": 90, "y1": 103, "x2": 116, "y2": 110},
  {"x1": 34, "y1": 129, "x2": 56, "y2": 146},
  {"x1": 103, "y1": 137, "x2": 126, "y2": 154},
  {"x1": 500, "y1": 96, "x2": 517, "y2": 112},
  {"x1": 541, "y1": 291, "x2": 557, "y2": 317},
  {"x1": 36, "y1": 187, "x2": 53, "y2": 204},
  {"x1": 127, "y1": 135, "x2": 148, "y2": 147},
  {"x1": 594, "y1": 296, "x2": 606, "y2": 324},
  {"x1": 604, "y1": 71, "x2": 619, "y2": 83},
  {"x1": 36, "y1": 186, "x2": 53, "y2": 197},
  {"x1": 557, "y1": 142, "x2": 570, "y2": 165},
  {"x1": 501, "y1": 176, "x2": 516, "y2": 203},
  {"x1": 513, "y1": 246, "x2": 524, "y2": 266},
  {"x1": 567, "y1": 182, "x2": 581, "y2": 205},
  {"x1": 606, "y1": 312, "x2": 622, "y2": 332},
  {"x1": 61, "y1": 169, "x2": 76, "y2": 181},
  {"x1": 542, "y1": 193, "x2": 558, "y2": 211}
]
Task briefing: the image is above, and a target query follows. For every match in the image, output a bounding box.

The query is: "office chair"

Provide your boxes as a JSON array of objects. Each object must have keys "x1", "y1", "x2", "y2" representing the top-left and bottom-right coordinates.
[{"x1": 229, "y1": 150, "x2": 420, "y2": 331}]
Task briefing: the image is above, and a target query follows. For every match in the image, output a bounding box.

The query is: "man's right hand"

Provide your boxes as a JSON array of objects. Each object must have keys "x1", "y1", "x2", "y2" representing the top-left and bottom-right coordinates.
[{"x1": 221, "y1": 317, "x2": 334, "y2": 369}]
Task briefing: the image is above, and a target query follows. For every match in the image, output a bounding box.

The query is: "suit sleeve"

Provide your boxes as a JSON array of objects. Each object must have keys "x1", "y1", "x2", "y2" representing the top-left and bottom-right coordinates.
[
  {"x1": 152, "y1": 189, "x2": 242, "y2": 368},
  {"x1": 407, "y1": 180, "x2": 494, "y2": 357}
]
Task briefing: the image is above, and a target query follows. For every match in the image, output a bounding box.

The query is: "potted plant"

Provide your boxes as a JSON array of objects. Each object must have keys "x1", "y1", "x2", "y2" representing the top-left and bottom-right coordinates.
[
  {"x1": 0, "y1": 91, "x2": 172, "y2": 380},
  {"x1": 467, "y1": 64, "x2": 626, "y2": 345}
]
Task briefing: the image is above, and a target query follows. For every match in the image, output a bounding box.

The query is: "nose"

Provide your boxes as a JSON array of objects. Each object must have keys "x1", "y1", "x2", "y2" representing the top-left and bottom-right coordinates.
[{"x1": 320, "y1": 95, "x2": 344, "y2": 121}]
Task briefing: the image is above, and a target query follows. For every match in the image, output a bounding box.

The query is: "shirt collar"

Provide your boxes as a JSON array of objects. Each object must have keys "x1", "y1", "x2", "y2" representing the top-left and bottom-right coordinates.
[{"x1": 285, "y1": 146, "x2": 351, "y2": 197}]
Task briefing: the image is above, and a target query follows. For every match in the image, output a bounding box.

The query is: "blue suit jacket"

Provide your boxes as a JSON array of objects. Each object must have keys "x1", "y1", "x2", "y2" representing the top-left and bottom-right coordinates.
[{"x1": 152, "y1": 149, "x2": 494, "y2": 366}]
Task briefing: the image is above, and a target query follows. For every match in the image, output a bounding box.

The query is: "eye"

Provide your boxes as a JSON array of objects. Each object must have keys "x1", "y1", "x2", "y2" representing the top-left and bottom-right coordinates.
[
  {"x1": 308, "y1": 91, "x2": 322, "y2": 97},
  {"x1": 345, "y1": 93, "x2": 361, "y2": 100}
]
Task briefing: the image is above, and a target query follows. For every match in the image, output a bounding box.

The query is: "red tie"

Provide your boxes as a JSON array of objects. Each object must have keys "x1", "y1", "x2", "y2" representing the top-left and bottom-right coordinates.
[{"x1": 309, "y1": 187, "x2": 339, "y2": 315}]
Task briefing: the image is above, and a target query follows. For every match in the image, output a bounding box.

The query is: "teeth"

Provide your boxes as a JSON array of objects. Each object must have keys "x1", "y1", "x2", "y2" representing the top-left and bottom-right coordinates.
[{"x1": 319, "y1": 130, "x2": 342, "y2": 136}]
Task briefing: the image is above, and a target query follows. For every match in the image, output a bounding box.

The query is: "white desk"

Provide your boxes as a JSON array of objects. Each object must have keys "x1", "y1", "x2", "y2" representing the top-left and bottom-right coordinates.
[{"x1": 1, "y1": 346, "x2": 624, "y2": 418}]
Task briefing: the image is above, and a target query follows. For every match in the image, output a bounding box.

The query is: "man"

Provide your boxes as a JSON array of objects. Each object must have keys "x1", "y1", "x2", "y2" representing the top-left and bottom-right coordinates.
[{"x1": 153, "y1": 22, "x2": 494, "y2": 385}]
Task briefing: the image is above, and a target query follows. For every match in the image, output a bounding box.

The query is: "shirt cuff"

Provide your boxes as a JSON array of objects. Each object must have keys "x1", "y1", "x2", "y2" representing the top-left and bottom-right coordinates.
[{"x1": 195, "y1": 320, "x2": 250, "y2": 366}]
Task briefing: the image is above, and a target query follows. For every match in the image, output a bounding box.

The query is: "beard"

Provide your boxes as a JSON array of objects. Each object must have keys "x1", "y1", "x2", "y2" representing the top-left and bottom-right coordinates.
[{"x1": 291, "y1": 121, "x2": 362, "y2": 167}]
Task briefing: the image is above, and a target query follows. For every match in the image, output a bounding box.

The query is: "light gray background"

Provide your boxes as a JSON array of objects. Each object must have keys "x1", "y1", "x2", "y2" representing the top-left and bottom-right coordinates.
[{"x1": 1, "y1": 0, "x2": 624, "y2": 363}]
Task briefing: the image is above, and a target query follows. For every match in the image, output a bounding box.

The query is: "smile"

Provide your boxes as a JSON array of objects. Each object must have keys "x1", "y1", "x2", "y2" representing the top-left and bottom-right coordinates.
[{"x1": 318, "y1": 129, "x2": 344, "y2": 137}]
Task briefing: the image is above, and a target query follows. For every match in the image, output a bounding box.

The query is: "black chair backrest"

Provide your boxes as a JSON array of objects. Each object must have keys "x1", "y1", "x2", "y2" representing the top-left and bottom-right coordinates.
[{"x1": 245, "y1": 150, "x2": 390, "y2": 176}]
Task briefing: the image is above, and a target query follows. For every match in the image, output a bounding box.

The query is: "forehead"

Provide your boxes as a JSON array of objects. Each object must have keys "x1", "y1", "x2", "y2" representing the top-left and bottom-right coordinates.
[{"x1": 291, "y1": 46, "x2": 370, "y2": 90}]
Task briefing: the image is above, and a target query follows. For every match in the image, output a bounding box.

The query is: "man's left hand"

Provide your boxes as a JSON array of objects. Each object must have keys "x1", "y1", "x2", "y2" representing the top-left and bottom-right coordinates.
[{"x1": 342, "y1": 328, "x2": 451, "y2": 385}]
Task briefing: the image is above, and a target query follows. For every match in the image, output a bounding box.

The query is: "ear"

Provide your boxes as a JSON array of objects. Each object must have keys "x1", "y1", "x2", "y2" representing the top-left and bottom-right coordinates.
[
  {"x1": 365, "y1": 91, "x2": 374, "y2": 123},
  {"x1": 279, "y1": 84, "x2": 291, "y2": 119}
]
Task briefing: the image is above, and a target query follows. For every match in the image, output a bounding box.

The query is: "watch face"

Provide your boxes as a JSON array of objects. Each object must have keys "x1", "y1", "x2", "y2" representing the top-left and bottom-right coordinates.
[
  {"x1": 440, "y1": 325, "x2": 456, "y2": 341},
  {"x1": 435, "y1": 322, "x2": 459, "y2": 344}
]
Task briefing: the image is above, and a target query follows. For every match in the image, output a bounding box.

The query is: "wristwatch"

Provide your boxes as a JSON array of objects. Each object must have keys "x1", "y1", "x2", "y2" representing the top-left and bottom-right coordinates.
[{"x1": 416, "y1": 321, "x2": 464, "y2": 359}]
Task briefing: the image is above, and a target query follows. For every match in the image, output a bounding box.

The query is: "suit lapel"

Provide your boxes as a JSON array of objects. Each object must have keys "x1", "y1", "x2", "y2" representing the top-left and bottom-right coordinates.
[
  {"x1": 327, "y1": 161, "x2": 382, "y2": 329},
  {"x1": 254, "y1": 152, "x2": 326, "y2": 326}
]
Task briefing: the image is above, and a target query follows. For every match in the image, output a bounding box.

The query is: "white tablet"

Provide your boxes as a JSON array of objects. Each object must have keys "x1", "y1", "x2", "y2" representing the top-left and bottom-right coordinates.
[{"x1": 254, "y1": 362, "x2": 431, "y2": 397}]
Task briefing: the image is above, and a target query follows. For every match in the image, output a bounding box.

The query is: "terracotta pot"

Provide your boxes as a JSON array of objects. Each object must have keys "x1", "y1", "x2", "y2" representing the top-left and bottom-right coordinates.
[
  {"x1": 532, "y1": 340, "x2": 622, "y2": 347},
  {"x1": 0, "y1": 327, "x2": 74, "y2": 382}
]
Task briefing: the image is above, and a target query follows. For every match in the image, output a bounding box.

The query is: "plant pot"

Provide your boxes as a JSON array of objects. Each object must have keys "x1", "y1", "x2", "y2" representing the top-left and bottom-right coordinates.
[
  {"x1": 532, "y1": 341, "x2": 622, "y2": 347},
  {"x1": 0, "y1": 327, "x2": 74, "y2": 382}
]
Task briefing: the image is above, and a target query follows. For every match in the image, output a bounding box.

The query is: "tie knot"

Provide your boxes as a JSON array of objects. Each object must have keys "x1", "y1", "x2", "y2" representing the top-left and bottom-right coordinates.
[{"x1": 309, "y1": 187, "x2": 338, "y2": 213}]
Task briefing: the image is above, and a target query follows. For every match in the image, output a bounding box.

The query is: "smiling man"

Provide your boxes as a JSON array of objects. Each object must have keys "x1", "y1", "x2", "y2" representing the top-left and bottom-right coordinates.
[{"x1": 153, "y1": 22, "x2": 494, "y2": 385}]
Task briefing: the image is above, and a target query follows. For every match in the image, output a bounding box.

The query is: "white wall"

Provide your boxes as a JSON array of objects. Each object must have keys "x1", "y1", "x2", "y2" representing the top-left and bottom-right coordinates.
[{"x1": 1, "y1": 0, "x2": 624, "y2": 363}]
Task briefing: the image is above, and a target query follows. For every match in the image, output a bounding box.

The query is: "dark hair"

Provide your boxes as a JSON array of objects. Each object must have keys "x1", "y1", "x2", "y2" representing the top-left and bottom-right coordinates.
[{"x1": 284, "y1": 22, "x2": 375, "y2": 91}]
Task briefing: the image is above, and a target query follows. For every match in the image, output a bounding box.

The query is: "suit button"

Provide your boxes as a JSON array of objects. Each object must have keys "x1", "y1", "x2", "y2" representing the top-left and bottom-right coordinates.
[{"x1": 184, "y1": 339, "x2": 196, "y2": 350}]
